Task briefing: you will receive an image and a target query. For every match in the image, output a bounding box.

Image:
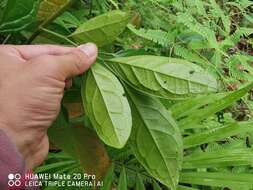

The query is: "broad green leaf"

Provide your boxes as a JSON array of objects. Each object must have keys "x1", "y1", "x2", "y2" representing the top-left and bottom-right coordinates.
[
  {"x1": 183, "y1": 120, "x2": 253, "y2": 148},
  {"x1": 109, "y1": 55, "x2": 218, "y2": 99},
  {"x1": 100, "y1": 164, "x2": 114, "y2": 190},
  {"x1": 70, "y1": 10, "x2": 129, "y2": 46},
  {"x1": 37, "y1": 0, "x2": 72, "y2": 21},
  {"x1": 136, "y1": 174, "x2": 146, "y2": 190},
  {"x1": 117, "y1": 167, "x2": 127, "y2": 190},
  {"x1": 180, "y1": 172, "x2": 253, "y2": 189},
  {"x1": 127, "y1": 88, "x2": 183, "y2": 190},
  {"x1": 183, "y1": 148, "x2": 253, "y2": 169},
  {"x1": 82, "y1": 63, "x2": 132, "y2": 148},
  {"x1": 0, "y1": 0, "x2": 40, "y2": 32},
  {"x1": 48, "y1": 109, "x2": 110, "y2": 180},
  {"x1": 178, "y1": 82, "x2": 253, "y2": 129}
]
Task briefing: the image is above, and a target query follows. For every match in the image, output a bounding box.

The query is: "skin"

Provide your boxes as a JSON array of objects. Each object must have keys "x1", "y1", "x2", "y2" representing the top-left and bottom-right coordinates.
[{"x1": 0, "y1": 43, "x2": 97, "y2": 170}]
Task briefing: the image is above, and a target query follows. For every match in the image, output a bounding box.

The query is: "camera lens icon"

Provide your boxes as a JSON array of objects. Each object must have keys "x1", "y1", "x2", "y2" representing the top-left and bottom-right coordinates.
[{"x1": 8, "y1": 173, "x2": 21, "y2": 187}]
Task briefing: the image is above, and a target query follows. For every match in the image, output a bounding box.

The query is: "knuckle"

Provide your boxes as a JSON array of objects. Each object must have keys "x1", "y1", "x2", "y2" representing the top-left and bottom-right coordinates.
[{"x1": 70, "y1": 49, "x2": 88, "y2": 73}]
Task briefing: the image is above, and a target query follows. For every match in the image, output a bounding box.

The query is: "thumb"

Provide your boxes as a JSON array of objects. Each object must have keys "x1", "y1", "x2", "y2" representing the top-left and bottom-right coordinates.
[{"x1": 34, "y1": 43, "x2": 97, "y2": 80}]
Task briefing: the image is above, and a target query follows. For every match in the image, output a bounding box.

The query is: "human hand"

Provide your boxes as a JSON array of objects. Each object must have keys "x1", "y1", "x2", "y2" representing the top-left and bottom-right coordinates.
[{"x1": 0, "y1": 44, "x2": 97, "y2": 170}]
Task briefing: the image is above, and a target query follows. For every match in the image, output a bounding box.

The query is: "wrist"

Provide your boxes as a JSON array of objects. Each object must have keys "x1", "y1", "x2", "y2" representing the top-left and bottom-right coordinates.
[{"x1": 0, "y1": 119, "x2": 30, "y2": 168}]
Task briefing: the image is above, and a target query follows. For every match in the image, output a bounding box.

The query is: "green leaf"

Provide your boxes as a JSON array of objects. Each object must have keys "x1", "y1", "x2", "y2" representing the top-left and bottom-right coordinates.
[
  {"x1": 177, "y1": 185, "x2": 198, "y2": 190},
  {"x1": 0, "y1": 0, "x2": 7, "y2": 19},
  {"x1": 178, "y1": 82, "x2": 253, "y2": 129},
  {"x1": 153, "y1": 181, "x2": 162, "y2": 190},
  {"x1": 117, "y1": 167, "x2": 127, "y2": 190},
  {"x1": 70, "y1": 10, "x2": 129, "y2": 47},
  {"x1": 170, "y1": 93, "x2": 226, "y2": 120},
  {"x1": 109, "y1": 55, "x2": 218, "y2": 99},
  {"x1": 127, "y1": 24, "x2": 175, "y2": 47},
  {"x1": 183, "y1": 121, "x2": 253, "y2": 148},
  {"x1": 180, "y1": 172, "x2": 253, "y2": 189},
  {"x1": 183, "y1": 148, "x2": 253, "y2": 169},
  {"x1": 35, "y1": 160, "x2": 76, "y2": 173},
  {"x1": 100, "y1": 164, "x2": 114, "y2": 190},
  {"x1": 127, "y1": 88, "x2": 183, "y2": 190},
  {"x1": 82, "y1": 63, "x2": 132, "y2": 148},
  {"x1": 0, "y1": 0, "x2": 40, "y2": 32},
  {"x1": 37, "y1": 0, "x2": 72, "y2": 21},
  {"x1": 136, "y1": 174, "x2": 146, "y2": 190}
]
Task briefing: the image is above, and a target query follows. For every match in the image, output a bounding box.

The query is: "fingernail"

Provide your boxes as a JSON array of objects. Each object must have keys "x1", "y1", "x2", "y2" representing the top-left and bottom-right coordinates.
[{"x1": 78, "y1": 43, "x2": 97, "y2": 58}]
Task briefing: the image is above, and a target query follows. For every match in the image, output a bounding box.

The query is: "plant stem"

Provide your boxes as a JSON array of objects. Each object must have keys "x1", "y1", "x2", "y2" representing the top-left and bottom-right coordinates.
[
  {"x1": 40, "y1": 27, "x2": 78, "y2": 46},
  {"x1": 2, "y1": 34, "x2": 11, "y2": 44}
]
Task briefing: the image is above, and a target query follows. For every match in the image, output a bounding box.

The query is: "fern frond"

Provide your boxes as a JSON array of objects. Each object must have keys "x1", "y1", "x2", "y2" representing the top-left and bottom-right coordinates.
[
  {"x1": 127, "y1": 24, "x2": 175, "y2": 47},
  {"x1": 173, "y1": 45, "x2": 207, "y2": 65},
  {"x1": 209, "y1": 0, "x2": 231, "y2": 34},
  {"x1": 176, "y1": 12, "x2": 218, "y2": 49}
]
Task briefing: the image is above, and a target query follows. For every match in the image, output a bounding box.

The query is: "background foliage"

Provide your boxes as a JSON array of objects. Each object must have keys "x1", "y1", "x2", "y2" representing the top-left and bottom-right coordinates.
[{"x1": 1, "y1": 0, "x2": 253, "y2": 189}]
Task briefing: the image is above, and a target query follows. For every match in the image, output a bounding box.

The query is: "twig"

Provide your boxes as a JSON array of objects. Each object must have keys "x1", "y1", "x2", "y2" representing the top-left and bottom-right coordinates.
[
  {"x1": 40, "y1": 27, "x2": 78, "y2": 46},
  {"x1": 2, "y1": 34, "x2": 11, "y2": 44}
]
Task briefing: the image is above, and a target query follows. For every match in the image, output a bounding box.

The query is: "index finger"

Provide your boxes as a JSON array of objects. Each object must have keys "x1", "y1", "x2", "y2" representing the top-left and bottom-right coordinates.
[{"x1": 0, "y1": 45, "x2": 75, "y2": 61}]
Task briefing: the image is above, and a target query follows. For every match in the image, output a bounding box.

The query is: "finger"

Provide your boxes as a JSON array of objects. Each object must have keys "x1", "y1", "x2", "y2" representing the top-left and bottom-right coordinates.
[
  {"x1": 57, "y1": 43, "x2": 97, "y2": 79},
  {"x1": 0, "y1": 45, "x2": 75, "y2": 61},
  {"x1": 32, "y1": 43, "x2": 97, "y2": 80}
]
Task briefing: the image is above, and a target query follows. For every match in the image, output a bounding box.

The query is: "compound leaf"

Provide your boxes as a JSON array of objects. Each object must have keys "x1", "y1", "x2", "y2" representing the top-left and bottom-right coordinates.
[
  {"x1": 127, "y1": 87, "x2": 183, "y2": 190},
  {"x1": 82, "y1": 63, "x2": 132, "y2": 148},
  {"x1": 109, "y1": 55, "x2": 218, "y2": 99},
  {"x1": 69, "y1": 10, "x2": 129, "y2": 46}
]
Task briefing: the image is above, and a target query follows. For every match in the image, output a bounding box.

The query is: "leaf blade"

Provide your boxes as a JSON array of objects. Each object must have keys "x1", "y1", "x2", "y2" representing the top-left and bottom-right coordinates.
[
  {"x1": 183, "y1": 121, "x2": 253, "y2": 148},
  {"x1": 117, "y1": 167, "x2": 127, "y2": 190},
  {"x1": 70, "y1": 10, "x2": 129, "y2": 46},
  {"x1": 180, "y1": 172, "x2": 253, "y2": 189},
  {"x1": 0, "y1": 0, "x2": 40, "y2": 32},
  {"x1": 82, "y1": 63, "x2": 132, "y2": 148},
  {"x1": 109, "y1": 55, "x2": 218, "y2": 99},
  {"x1": 127, "y1": 88, "x2": 183, "y2": 189}
]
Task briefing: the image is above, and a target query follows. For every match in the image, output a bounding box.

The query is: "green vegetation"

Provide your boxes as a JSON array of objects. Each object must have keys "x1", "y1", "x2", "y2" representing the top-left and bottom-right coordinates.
[{"x1": 1, "y1": 0, "x2": 253, "y2": 189}]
